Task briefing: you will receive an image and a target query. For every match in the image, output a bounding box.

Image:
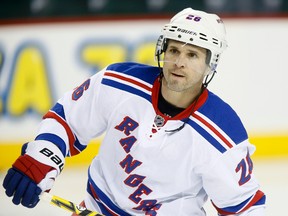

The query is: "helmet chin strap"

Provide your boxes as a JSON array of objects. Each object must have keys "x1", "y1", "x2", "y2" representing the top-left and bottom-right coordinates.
[
  {"x1": 156, "y1": 52, "x2": 164, "y2": 80},
  {"x1": 203, "y1": 69, "x2": 216, "y2": 88}
]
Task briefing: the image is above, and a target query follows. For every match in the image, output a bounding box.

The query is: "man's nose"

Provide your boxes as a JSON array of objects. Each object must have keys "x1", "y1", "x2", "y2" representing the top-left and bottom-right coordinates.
[{"x1": 174, "y1": 56, "x2": 186, "y2": 67}]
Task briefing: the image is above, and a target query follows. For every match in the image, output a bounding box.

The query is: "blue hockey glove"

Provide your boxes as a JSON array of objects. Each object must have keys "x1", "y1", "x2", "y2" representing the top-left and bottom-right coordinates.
[{"x1": 3, "y1": 167, "x2": 42, "y2": 208}]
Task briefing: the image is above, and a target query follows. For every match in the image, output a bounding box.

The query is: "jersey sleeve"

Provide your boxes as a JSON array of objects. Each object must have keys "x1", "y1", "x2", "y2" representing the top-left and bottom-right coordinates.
[
  {"x1": 202, "y1": 140, "x2": 266, "y2": 215},
  {"x1": 35, "y1": 68, "x2": 109, "y2": 157}
]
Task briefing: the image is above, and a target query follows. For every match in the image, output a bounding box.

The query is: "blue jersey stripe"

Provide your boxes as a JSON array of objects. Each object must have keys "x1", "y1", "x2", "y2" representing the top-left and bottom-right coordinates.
[
  {"x1": 187, "y1": 119, "x2": 227, "y2": 153},
  {"x1": 88, "y1": 170, "x2": 131, "y2": 216},
  {"x1": 254, "y1": 195, "x2": 266, "y2": 206},
  {"x1": 50, "y1": 102, "x2": 66, "y2": 120},
  {"x1": 35, "y1": 133, "x2": 67, "y2": 156},
  {"x1": 220, "y1": 193, "x2": 266, "y2": 213},
  {"x1": 101, "y1": 78, "x2": 151, "y2": 102},
  {"x1": 86, "y1": 186, "x2": 116, "y2": 216},
  {"x1": 73, "y1": 136, "x2": 87, "y2": 153},
  {"x1": 198, "y1": 92, "x2": 248, "y2": 144}
]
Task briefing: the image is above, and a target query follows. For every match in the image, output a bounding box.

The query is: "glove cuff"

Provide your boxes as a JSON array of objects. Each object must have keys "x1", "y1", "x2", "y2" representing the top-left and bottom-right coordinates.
[{"x1": 25, "y1": 140, "x2": 65, "y2": 174}]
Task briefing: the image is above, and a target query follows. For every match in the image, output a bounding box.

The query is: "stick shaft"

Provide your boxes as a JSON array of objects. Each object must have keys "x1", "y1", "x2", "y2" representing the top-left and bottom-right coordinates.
[{"x1": 41, "y1": 192, "x2": 104, "y2": 216}]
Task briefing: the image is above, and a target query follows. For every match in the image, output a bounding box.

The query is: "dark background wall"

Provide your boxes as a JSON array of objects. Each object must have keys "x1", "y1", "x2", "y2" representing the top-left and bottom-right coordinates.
[{"x1": 1, "y1": 0, "x2": 288, "y2": 21}]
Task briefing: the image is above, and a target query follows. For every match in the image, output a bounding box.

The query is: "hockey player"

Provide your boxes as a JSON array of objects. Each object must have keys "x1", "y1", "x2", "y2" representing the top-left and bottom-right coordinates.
[{"x1": 3, "y1": 8, "x2": 266, "y2": 215}]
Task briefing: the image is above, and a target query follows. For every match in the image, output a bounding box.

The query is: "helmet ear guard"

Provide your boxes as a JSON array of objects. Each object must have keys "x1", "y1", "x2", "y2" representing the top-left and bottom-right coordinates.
[{"x1": 155, "y1": 35, "x2": 168, "y2": 57}]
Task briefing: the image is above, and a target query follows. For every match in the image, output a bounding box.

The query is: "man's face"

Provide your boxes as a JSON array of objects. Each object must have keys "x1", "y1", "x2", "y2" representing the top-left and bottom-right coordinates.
[{"x1": 162, "y1": 40, "x2": 209, "y2": 92}]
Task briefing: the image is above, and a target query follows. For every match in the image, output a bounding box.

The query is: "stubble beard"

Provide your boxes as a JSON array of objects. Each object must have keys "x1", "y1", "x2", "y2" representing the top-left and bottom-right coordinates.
[{"x1": 163, "y1": 70, "x2": 193, "y2": 93}]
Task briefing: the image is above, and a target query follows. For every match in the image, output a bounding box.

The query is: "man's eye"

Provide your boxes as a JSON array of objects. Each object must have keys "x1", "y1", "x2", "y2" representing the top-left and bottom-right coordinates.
[
  {"x1": 169, "y1": 48, "x2": 178, "y2": 54},
  {"x1": 188, "y1": 53, "x2": 197, "y2": 58}
]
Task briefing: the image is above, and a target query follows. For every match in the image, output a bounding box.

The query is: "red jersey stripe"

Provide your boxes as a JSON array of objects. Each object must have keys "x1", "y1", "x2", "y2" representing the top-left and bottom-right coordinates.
[
  {"x1": 43, "y1": 111, "x2": 80, "y2": 156},
  {"x1": 192, "y1": 112, "x2": 234, "y2": 149},
  {"x1": 104, "y1": 72, "x2": 152, "y2": 92}
]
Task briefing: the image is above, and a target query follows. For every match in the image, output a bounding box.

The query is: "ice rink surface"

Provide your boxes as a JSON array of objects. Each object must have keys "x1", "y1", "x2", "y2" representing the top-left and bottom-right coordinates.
[{"x1": 0, "y1": 158, "x2": 287, "y2": 216}]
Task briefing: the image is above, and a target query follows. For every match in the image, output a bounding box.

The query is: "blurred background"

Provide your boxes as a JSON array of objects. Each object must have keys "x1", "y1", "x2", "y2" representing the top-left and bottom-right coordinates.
[
  {"x1": 0, "y1": 0, "x2": 288, "y2": 215},
  {"x1": 1, "y1": 0, "x2": 288, "y2": 19}
]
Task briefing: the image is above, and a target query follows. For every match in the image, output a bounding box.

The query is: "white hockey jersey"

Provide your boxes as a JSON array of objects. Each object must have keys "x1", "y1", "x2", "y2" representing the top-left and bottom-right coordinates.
[{"x1": 35, "y1": 62, "x2": 265, "y2": 215}]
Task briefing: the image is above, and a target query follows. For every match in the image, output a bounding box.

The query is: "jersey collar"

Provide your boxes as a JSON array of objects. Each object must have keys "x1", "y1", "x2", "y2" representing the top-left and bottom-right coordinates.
[{"x1": 151, "y1": 76, "x2": 208, "y2": 121}]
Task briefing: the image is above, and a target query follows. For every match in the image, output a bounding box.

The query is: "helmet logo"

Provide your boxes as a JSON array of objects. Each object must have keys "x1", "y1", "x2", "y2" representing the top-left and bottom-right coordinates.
[{"x1": 177, "y1": 28, "x2": 197, "y2": 36}]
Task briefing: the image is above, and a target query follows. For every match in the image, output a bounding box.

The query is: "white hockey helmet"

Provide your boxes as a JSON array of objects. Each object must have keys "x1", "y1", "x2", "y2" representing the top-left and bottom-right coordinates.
[{"x1": 155, "y1": 8, "x2": 228, "y2": 72}]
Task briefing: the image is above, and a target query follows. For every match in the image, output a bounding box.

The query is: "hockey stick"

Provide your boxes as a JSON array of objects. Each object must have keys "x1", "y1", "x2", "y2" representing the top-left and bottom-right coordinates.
[{"x1": 41, "y1": 192, "x2": 105, "y2": 216}]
